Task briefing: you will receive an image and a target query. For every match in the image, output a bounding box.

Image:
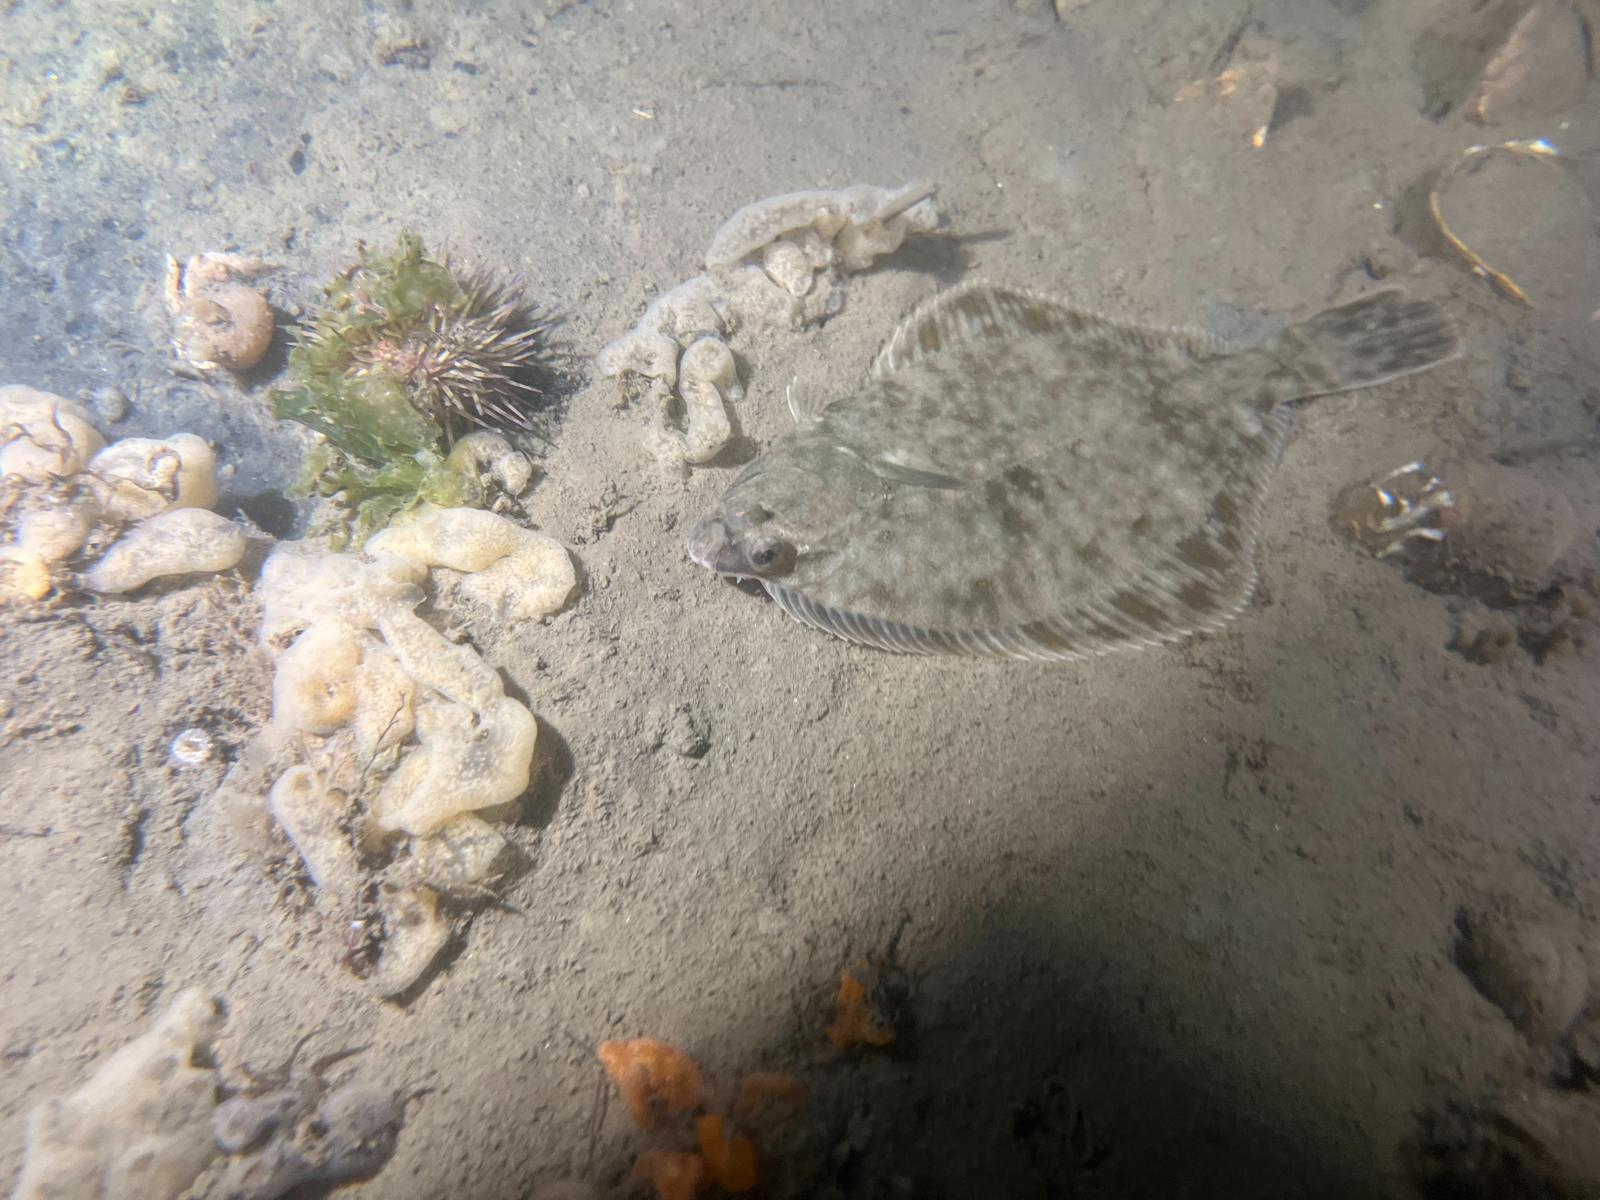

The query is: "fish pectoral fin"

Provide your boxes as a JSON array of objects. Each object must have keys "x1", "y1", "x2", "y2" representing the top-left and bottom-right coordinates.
[
  {"x1": 864, "y1": 454, "x2": 970, "y2": 491},
  {"x1": 786, "y1": 378, "x2": 831, "y2": 426}
]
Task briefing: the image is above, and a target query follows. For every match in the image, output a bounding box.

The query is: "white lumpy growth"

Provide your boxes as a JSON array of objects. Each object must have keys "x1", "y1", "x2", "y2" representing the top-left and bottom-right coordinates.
[
  {"x1": 597, "y1": 181, "x2": 940, "y2": 469},
  {"x1": 641, "y1": 336, "x2": 741, "y2": 467},
  {"x1": 1, "y1": 384, "x2": 247, "y2": 601}
]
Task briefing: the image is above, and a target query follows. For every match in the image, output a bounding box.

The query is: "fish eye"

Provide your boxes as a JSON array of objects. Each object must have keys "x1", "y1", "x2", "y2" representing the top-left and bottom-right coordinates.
[{"x1": 747, "y1": 537, "x2": 785, "y2": 569}]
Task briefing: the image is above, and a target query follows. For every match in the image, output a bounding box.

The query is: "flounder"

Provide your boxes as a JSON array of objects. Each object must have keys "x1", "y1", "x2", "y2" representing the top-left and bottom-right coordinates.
[{"x1": 687, "y1": 283, "x2": 1459, "y2": 659}]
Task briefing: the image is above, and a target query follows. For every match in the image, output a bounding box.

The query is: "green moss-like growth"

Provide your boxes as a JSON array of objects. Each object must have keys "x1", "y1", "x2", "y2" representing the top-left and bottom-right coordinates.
[
  {"x1": 273, "y1": 233, "x2": 471, "y2": 462},
  {"x1": 298, "y1": 442, "x2": 484, "y2": 551},
  {"x1": 271, "y1": 233, "x2": 557, "y2": 544}
]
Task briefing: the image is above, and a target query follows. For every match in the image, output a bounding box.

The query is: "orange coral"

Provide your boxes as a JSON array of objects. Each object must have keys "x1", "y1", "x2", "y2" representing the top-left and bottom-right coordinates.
[
  {"x1": 631, "y1": 1149, "x2": 706, "y2": 1200},
  {"x1": 825, "y1": 973, "x2": 896, "y2": 1050},
  {"x1": 696, "y1": 1113, "x2": 758, "y2": 1192},
  {"x1": 733, "y1": 1071, "x2": 811, "y2": 1127},
  {"x1": 597, "y1": 1038, "x2": 704, "y2": 1129}
]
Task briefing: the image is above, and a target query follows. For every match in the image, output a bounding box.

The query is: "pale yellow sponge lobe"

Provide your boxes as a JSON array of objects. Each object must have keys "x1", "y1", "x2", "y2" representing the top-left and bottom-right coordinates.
[
  {"x1": 90, "y1": 433, "x2": 219, "y2": 523},
  {"x1": 272, "y1": 624, "x2": 363, "y2": 734},
  {"x1": 373, "y1": 695, "x2": 537, "y2": 836},
  {"x1": 269, "y1": 764, "x2": 362, "y2": 900},
  {"x1": 377, "y1": 607, "x2": 506, "y2": 713},
  {"x1": 12, "y1": 989, "x2": 222, "y2": 1200},
  {"x1": 0, "y1": 385, "x2": 104, "y2": 483},
  {"x1": 84, "y1": 508, "x2": 247, "y2": 594},
  {"x1": 257, "y1": 544, "x2": 426, "y2": 644},
  {"x1": 367, "y1": 503, "x2": 576, "y2": 622}
]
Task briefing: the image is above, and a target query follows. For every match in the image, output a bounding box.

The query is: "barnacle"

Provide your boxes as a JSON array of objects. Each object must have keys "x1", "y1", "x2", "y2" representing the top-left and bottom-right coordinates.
[
  {"x1": 596, "y1": 1038, "x2": 704, "y2": 1129},
  {"x1": 1333, "y1": 460, "x2": 1458, "y2": 559}
]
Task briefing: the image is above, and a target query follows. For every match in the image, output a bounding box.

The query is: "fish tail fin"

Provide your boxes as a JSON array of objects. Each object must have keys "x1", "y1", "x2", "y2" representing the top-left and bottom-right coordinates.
[{"x1": 1275, "y1": 290, "x2": 1460, "y2": 398}]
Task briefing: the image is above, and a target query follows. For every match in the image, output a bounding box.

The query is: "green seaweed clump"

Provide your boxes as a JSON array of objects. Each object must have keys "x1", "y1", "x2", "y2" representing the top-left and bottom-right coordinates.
[
  {"x1": 271, "y1": 233, "x2": 557, "y2": 545},
  {"x1": 299, "y1": 442, "x2": 483, "y2": 550}
]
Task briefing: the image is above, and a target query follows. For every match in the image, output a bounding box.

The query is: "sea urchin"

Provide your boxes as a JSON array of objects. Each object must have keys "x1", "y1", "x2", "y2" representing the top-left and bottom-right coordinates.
[{"x1": 273, "y1": 233, "x2": 560, "y2": 464}]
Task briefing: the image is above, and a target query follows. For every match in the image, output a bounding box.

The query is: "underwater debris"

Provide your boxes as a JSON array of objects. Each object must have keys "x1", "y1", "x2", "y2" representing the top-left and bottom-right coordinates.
[
  {"x1": 0, "y1": 385, "x2": 247, "y2": 602},
  {"x1": 597, "y1": 1038, "x2": 705, "y2": 1130},
  {"x1": 11, "y1": 990, "x2": 224, "y2": 1200},
  {"x1": 598, "y1": 181, "x2": 940, "y2": 470},
  {"x1": 1333, "y1": 460, "x2": 1459, "y2": 560},
  {"x1": 1172, "y1": 50, "x2": 1280, "y2": 150},
  {"x1": 169, "y1": 726, "x2": 216, "y2": 767},
  {"x1": 166, "y1": 251, "x2": 277, "y2": 373},
  {"x1": 1427, "y1": 138, "x2": 1562, "y2": 306},
  {"x1": 1467, "y1": 0, "x2": 1592, "y2": 124}
]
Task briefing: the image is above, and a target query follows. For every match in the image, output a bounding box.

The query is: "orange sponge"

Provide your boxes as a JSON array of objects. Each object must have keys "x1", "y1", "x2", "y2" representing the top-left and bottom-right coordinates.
[
  {"x1": 631, "y1": 1149, "x2": 706, "y2": 1200},
  {"x1": 597, "y1": 1038, "x2": 704, "y2": 1129},
  {"x1": 696, "y1": 1113, "x2": 757, "y2": 1192},
  {"x1": 825, "y1": 973, "x2": 896, "y2": 1050},
  {"x1": 733, "y1": 1071, "x2": 811, "y2": 1127}
]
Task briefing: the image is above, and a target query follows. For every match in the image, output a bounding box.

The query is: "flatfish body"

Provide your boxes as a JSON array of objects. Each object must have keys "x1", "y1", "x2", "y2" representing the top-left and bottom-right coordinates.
[{"x1": 687, "y1": 283, "x2": 1458, "y2": 659}]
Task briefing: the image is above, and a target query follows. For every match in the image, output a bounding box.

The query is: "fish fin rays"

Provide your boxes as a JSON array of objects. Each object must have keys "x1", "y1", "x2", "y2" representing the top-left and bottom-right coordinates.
[
  {"x1": 864, "y1": 455, "x2": 970, "y2": 491},
  {"x1": 786, "y1": 378, "x2": 831, "y2": 426},
  {"x1": 871, "y1": 280, "x2": 1230, "y2": 380}
]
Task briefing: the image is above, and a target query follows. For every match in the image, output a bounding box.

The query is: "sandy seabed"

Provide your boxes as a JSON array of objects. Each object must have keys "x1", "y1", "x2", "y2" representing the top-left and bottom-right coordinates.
[{"x1": 2, "y1": 0, "x2": 1599, "y2": 1196}]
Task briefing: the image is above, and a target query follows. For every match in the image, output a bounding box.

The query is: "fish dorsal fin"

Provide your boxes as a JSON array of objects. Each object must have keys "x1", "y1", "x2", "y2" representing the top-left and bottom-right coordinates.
[
  {"x1": 871, "y1": 280, "x2": 1229, "y2": 379},
  {"x1": 786, "y1": 378, "x2": 832, "y2": 426}
]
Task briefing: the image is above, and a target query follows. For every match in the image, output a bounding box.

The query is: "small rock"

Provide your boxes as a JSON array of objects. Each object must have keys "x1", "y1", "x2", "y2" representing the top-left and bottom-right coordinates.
[
  {"x1": 84, "y1": 385, "x2": 130, "y2": 424},
  {"x1": 652, "y1": 702, "x2": 710, "y2": 759}
]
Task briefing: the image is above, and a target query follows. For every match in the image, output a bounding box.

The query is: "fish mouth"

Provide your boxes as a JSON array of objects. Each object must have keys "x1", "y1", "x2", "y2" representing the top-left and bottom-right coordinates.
[{"x1": 686, "y1": 516, "x2": 749, "y2": 577}]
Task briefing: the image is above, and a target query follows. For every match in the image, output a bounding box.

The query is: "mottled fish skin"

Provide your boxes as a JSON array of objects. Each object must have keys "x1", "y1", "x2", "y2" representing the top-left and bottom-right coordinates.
[{"x1": 687, "y1": 283, "x2": 1459, "y2": 659}]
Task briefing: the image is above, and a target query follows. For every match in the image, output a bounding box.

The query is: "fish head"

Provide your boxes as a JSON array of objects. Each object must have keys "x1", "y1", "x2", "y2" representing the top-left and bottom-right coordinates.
[
  {"x1": 687, "y1": 506, "x2": 796, "y2": 579},
  {"x1": 687, "y1": 443, "x2": 862, "y2": 582},
  {"x1": 687, "y1": 479, "x2": 804, "y2": 580}
]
